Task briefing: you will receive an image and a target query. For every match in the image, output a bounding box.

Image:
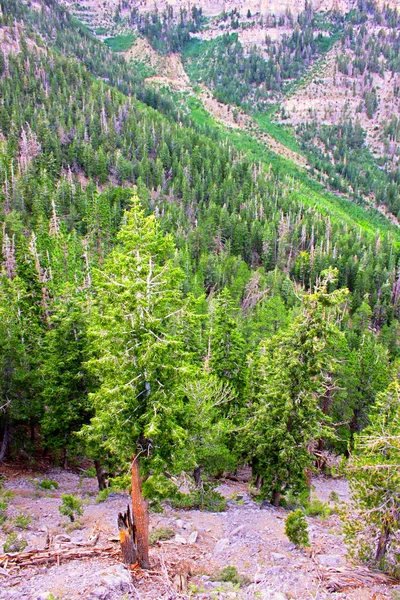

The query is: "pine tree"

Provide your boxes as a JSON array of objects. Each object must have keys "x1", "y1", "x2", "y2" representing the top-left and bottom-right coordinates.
[
  {"x1": 345, "y1": 379, "x2": 400, "y2": 576},
  {"x1": 244, "y1": 270, "x2": 348, "y2": 505},
  {"x1": 209, "y1": 288, "x2": 247, "y2": 406},
  {"x1": 81, "y1": 196, "x2": 190, "y2": 568},
  {"x1": 0, "y1": 274, "x2": 42, "y2": 462},
  {"x1": 41, "y1": 287, "x2": 92, "y2": 466}
]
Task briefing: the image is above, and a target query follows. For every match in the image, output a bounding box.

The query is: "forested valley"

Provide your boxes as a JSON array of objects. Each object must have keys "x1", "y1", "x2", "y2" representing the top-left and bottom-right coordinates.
[{"x1": 0, "y1": 0, "x2": 399, "y2": 596}]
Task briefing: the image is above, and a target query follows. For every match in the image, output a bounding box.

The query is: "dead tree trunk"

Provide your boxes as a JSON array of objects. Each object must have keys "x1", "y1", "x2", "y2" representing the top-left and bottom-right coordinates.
[
  {"x1": 118, "y1": 505, "x2": 138, "y2": 565},
  {"x1": 131, "y1": 454, "x2": 150, "y2": 569}
]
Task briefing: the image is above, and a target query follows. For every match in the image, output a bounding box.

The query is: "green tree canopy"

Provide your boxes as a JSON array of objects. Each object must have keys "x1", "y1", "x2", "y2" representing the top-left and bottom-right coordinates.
[
  {"x1": 243, "y1": 270, "x2": 348, "y2": 505},
  {"x1": 345, "y1": 379, "x2": 400, "y2": 576}
]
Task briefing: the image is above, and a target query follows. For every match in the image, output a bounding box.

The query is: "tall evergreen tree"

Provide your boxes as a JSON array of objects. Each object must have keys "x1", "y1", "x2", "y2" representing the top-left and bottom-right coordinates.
[
  {"x1": 81, "y1": 196, "x2": 191, "y2": 568},
  {"x1": 41, "y1": 287, "x2": 92, "y2": 465},
  {"x1": 243, "y1": 270, "x2": 348, "y2": 505},
  {"x1": 209, "y1": 288, "x2": 247, "y2": 406},
  {"x1": 0, "y1": 274, "x2": 42, "y2": 462},
  {"x1": 345, "y1": 378, "x2": 400, "y2": 576}
]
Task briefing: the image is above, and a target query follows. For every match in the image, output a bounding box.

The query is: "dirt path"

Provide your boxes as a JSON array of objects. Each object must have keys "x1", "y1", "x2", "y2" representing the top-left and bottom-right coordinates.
[{"x1": 0, "y1": 467, "x2": 396, "y2": 600}]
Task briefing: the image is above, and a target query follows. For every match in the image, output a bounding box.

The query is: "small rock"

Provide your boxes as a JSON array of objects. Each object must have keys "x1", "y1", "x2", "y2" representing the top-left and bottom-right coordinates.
[
  {"x1": 174, "y1": 534, "x2": 187, "y2": 545},
  {"x1": 188, "y1": 530, "x2": 198, "y2": 544},
  {"x1": 98, "y1": 564, "x2": 134, "y2": 597},
  {"x1": 273, "y1": 593, "x2": 287, "y2": 600},
  {"x1": 270, "y1": 552, "x2": 286, "y2": 561},
  {"x1": 175, "y1": 519, "x2": 185, "y2": 528},
  {"x1": 264, "y1": 566, "x2": 285, "y2": 576},
  {"x1": 287, "y1": 542, "x2": 296, "y2": 551},
  {"x1": 201, "y1": 580, "x2": 218, "y2": 591},
  {"x1": 230, "y1": 524, "x2": 246, "y2": 536},
  {"x1": 88, "y1": 586, "x2": 109, "y2": 599},
  {"x1": 213, "y1": 537, "x2": 230, "y2": 555},
  {"x1": 210, "y1": 581, "x2": 223, "y2": 588},
  {"x1": 317, "y1": 554, "x2": 344, "y2": 567}
]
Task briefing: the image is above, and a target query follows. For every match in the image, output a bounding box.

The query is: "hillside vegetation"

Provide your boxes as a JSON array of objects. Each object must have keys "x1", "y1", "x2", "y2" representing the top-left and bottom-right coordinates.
[{"x1": 0, "y1": 0, "x2": 400, "y2": 593}]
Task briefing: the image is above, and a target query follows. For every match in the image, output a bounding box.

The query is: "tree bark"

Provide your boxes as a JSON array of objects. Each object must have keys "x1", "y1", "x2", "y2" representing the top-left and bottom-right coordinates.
[
  {"x1": 94, "y1": 460, "x2": 107, "y2": 491},
  {"x1": 30, "y1": 421, "x2": 35, "y2": 443},
  {"x1": 272, "y1": 489, "x2": 281, "y2": 507},
  {"x1": 254, "y1": 474, "x2": 263, "y2": 490},
  {"x1": 375, "y1": 522, "x2": 390, "y2": 564},
  {"x1": 0, "y1": 421, "x2": 10, "y2": 465},
  {"x1": 305, "y1": 469, "x2": 312, "y2": 495},
  {"x1": 61, "y1": 447, "x2": 68, "y2": 469},
  {"x1": 193, "y1": 466, "x2": 202, "y2": 488},
  {"x1": 118, "y1": 505, "x2": 138, "y2": 565},
  {"x1": 131, "y1": 454, "x2": 150, "y2": 569}
]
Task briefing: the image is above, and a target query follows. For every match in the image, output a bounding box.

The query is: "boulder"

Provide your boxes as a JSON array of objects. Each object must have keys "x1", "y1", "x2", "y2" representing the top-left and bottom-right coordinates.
[{"x1": 213, "y1": 537, "x2": 230, "y2": 555}]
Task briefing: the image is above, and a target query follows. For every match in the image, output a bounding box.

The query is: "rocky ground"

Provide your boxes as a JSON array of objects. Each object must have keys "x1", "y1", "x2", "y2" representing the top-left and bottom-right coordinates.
[{"x1": 0, "y1": 464, "x2": 398, "y2": 600}]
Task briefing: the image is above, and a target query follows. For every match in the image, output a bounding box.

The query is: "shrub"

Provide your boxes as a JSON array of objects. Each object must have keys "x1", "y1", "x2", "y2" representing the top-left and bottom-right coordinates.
[
  {"x1": 58, "y1": 494, "x2": 83, "y2": 522},
  {"x1": 82, "y1": 466, "x2": 96, "y2": 478},
  {"x1": 149, "y1": 527, "x2": 174, "y2": 545},
  {"x1": 3, "y1": 532, "x2": 27, "y2": 553},
  {"x1": 2, "y1": 490, "x2": 14, "y2": 500},
  {"x1": 285, "y1": 510, "x2": 310, "y2": 548},
  {"x1": 211, "y1": 565, "x2": 250, "y2": 587},
  {"x1": 96, "y1": 488, "x2": 110, "y2": 503},
  {"x1": 14, "y1": 514, "x2": 32, "y2": 529},
  {"x1": 64, "y1": 520, "x2": 83, "y2": 533},
  {"x1": 304, "y1": 498, "x2": 332, "y2": 519},
  {"x1": 172, "y1": 488, "x2": 227, "y2": 512},
  {"x1": 0, "y1": 500, "x2": 8, "y2": 525},
  {"x1": 38, "y1": 479, "x2": 59, "y2": 490}
]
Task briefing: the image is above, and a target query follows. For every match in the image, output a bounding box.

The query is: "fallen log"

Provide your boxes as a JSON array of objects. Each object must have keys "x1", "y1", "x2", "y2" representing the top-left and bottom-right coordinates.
[
  {"x1": 0, "y1": 544, "x2": 119, "y2": 571},
  {"x1": 318, "y1": 565, "x2": 398, "y2": 592}
]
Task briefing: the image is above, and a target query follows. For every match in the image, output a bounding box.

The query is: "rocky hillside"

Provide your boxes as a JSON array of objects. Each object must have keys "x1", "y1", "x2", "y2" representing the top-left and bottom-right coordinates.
[
  {"x1": 0, "y1": 465, "x2": 397, "y2": 600},
  {"x1": 64, "y1": 0, "x2": 399, "y2": 19}
]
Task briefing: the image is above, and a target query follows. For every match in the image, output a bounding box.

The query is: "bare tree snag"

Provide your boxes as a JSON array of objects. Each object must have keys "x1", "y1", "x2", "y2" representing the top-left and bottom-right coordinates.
[
  {"x1": 118, "y1": 505, "x2": 137, "y2": 565},
  {"x1": 131, "y1": 454, "x2": 150, "y2": 569}
]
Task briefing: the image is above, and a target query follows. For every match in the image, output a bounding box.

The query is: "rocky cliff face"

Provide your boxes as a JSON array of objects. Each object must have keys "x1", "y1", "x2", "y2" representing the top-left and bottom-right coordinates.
[
  {"x1": 123, "y1": 0, "x2": 394, "y2": 17},
  {"x1": 65, "y1": 0, "x2": 399, "y2": 30}
]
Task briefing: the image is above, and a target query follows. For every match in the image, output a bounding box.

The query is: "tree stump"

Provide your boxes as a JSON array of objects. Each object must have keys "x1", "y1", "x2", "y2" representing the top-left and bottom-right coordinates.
[{"x1": 118, "y1": 505, "x2": 138, "y2": 565}]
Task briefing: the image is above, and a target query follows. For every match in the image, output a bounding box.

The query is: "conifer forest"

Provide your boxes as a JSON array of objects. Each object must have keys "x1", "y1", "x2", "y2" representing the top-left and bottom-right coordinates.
[{"x1": 0, "y1": 0, "x2": 399, "y2": 597}]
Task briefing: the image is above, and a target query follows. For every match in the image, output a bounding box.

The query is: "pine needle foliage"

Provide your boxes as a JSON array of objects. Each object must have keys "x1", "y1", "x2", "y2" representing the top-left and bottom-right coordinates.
[{"x1": 345, "y1": 379, "x2": 400, "y2": 576}]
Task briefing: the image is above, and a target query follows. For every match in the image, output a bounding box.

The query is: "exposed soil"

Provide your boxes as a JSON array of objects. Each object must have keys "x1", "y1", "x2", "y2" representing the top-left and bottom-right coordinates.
[{"x1": 0, "y1": 464, "x2": 397, "y2": 600}]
